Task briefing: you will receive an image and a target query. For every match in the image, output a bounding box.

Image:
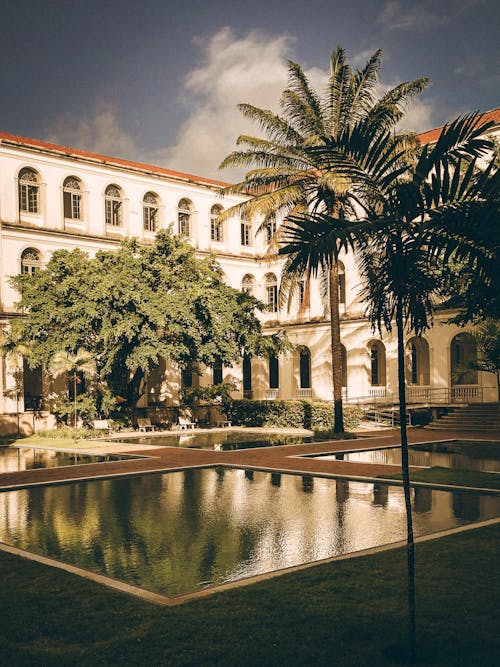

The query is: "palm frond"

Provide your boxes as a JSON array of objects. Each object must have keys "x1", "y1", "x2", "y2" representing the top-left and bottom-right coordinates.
[
  {"x1": 365, "y1": 78, "x2": 430, "y2": 130},
  {"x1": 347, "y1": 49, "x2": 383, "y2": 122}
]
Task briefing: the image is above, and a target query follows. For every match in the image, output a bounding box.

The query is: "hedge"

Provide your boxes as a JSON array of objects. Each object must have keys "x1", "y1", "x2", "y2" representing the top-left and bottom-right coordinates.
[{"x1": 222, "y1": 399, "x2": 363, "y2": 431}]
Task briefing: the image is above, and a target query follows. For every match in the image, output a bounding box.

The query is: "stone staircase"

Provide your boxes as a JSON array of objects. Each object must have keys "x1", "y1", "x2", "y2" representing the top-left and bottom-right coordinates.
[{"x1": 428, "y1": 403, "x2": 500, "y2": 432}]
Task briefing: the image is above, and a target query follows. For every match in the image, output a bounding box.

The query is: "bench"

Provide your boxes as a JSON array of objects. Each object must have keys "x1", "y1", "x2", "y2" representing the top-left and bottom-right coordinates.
[
  {"x1": 137, "y1": 418, "x2": 156, "y2": 432},
  {"x1": 92, "y1": 419, "x2": 112, "y2": 434},
  {"x1": 178, "y1": 417, "x2": 196, "y2": 430}
]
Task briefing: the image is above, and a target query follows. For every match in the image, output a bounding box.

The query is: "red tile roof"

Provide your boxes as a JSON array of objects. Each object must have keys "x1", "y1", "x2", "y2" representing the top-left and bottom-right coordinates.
[
  {"x1": 0, "y1": 131, "x2": 230, "y2": 189},
  {"x1": 417, "y1": 107, "x2": 500, "y2": 145},
  {"x1": 1, "y1": 108, "x2": 498, "y2": 184}
]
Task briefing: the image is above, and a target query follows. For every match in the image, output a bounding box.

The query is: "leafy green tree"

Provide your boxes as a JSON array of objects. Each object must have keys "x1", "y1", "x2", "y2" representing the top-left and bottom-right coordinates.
[
  {"x1": 220, "y1": 46, "x2": 428, "y2": 432},
  {"x1": 8, "y1": 230, "x2": 286, "y2": 417},
  {"x1": 280, "y1": 111, "x2": 498, "y2": 662}
]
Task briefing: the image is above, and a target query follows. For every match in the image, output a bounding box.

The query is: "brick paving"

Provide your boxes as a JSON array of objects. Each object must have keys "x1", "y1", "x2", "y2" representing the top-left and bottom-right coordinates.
[{"x1": 1, "y1": 427, "x2": 497, "y2": 490}]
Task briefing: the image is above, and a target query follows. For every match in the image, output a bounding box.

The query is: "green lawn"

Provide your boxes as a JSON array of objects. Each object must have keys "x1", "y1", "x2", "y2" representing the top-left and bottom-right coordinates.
[
  {"x1": 383, "y1": 466, "x2": 500, "y2": 490},
  {"x1": 0, "y1": 523, "x2": 498, "y2": 666}
]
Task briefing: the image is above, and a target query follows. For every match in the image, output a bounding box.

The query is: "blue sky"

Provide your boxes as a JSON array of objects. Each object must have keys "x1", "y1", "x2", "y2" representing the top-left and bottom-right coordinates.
[{"x1": 1, "y1": 0, "x2": 498, "y2": 179}]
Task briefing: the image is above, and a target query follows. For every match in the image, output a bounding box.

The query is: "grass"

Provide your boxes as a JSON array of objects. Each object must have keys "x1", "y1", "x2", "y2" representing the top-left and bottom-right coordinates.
[
  {"x1": 0, "y1": 523, "x2": 498, "y2": 666},
  {"x1": 383, "y1": 466, "x2": 500, "y2": 490},
  {"x1": 312, "y1": 429, "x2": 358, "y2": 441},
  {"x1": 3, "y1": 434, "x2": 119, "y2": 450}
]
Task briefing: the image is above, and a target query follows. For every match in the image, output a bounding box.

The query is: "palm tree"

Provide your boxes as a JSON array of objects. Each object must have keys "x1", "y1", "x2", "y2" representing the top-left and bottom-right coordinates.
[
  {"x1": 220, "y1": 47, "x2": 429, "y2": 431},
  {"x1": 279, "y1": 112, "x2": 498, "y2": 662},
  {"x1": 49, "y1": 349, "x2": 96, "y2": 431}
]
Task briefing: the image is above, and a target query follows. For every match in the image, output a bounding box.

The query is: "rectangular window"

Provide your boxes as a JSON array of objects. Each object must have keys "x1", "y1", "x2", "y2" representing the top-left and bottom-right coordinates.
[
  {"x1": 298, "y1": 280, "x2": 306, "y2": 306},
  {"x1": 339, "y1": 274, "x2": 346, "y2": 304},
  {"x1": 64, "y1": 192, "x2": 81, "y2": 219},
  {"x1": 269, "y1": 355, "x2": 279, "y2": 389},
  {"x1": 240, "y1": 221, "x2": 252, "y2": 246},
  {"x1": 179, "y1": 212, "x2": 190, "y2": 236},
  {"x1": 106, "y1": 200, "x2": 122, "y2": 226},
  {"x1": 20, "y1": 184, "x2": 39, "y2": 213},
  {"x1": 265, "y1": 221, "x2": 276, "y2": 244},
  {"x1": 267, "y1": 285, "x2": 278, "y2": 312},
  {"x1": 144, "y1": 206, "x2": 157, "y2": 232},
  {"x1": 211, "y1": 220, "x2": 223, "y2": 242}
]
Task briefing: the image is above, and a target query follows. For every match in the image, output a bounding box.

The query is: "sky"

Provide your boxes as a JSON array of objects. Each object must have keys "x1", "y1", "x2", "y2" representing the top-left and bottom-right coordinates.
[{"x1": 1, "y1": 0, "x2": 498, "y2": 180}]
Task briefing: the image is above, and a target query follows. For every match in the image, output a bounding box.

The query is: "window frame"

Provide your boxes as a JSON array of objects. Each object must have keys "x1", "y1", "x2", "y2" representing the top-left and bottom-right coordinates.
[
  {"x1": 143, "y1": 192, "x2": 159, "y2": 233},
  {"x1": 105, "y1": 185, "x2": 123, "y2": 227},
  {"x1": 18, "y1": 168, "x2": 40, "y2": 214}
]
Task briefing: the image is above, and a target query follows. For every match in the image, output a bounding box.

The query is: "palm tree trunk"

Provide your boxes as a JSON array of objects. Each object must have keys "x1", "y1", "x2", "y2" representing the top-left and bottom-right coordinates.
[
  {"x1": 396, "y1": 294, "x2": 416, "y2": 663},
  {"x1": 329, "y1": 264, "x2": 344, "y2": 432}
]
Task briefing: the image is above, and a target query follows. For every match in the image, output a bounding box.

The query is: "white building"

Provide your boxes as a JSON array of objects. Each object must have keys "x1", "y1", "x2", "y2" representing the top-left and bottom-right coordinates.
[{"x1": 0, "y1": 109, "x2": 498, "y2": 432}]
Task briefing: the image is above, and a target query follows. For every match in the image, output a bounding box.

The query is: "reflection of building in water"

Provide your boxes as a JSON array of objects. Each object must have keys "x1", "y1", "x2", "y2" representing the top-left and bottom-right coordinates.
[
  {"x1": 414, "y1": 487, "x2": 432, "y2": 514},
  {"x1": 373, "y1": 483, "x2": 389, "y2": 507},
  {"x1": 0, "y1": 468, "x2": 498, "y2": 597}
]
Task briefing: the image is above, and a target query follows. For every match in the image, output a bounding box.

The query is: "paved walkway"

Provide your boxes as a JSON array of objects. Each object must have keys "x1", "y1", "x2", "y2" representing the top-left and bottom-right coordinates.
[{"x1": 1, "y1": 427, "x2": 498, "y2": 490}]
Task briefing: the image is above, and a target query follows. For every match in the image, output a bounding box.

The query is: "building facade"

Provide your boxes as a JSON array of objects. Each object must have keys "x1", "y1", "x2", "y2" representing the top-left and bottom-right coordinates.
[{"x1": 0, "y1": 110, "x2": 498, "y2": 431}]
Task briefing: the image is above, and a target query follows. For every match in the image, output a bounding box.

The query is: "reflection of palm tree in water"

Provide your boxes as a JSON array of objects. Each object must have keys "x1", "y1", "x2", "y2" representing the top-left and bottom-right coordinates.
[{"x1": 333, "y1": 480, "x2": 350, "y2": 553}]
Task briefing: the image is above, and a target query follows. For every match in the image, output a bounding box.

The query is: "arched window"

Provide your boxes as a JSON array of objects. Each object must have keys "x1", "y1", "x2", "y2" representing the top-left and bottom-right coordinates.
[
  {"x1": 63, "y1": 176, "x2": 82, "y2": 220},
  {"x1": 407, "y1": 337, "x2": 430, "y2": 386},
  {"x1": 241, "y1": 274, "x2": 255, "y2": 295},
  {"x1": 210, "y1": 205, "x2": 223, "y2": 242},
  {"x1": 269, "y1": 354, "x2": 279, "y2": 389},
  {"x1": 105, "y1": 185, "x2": 123, "y2": 226},
  {"x1": 213, "y1": 358, "x2": 223, "y2": 385},
  {"x1": 299, "y1": 347, "x2": 311, "y2": 389},
  {"x1": 143, "y1": 192, "x2": 159, "y2": 232},
  {"x1": 240, "y1": 215, "x2": 252, "y2": 247},
  {"x1": 265, "y1": 273, "x2": 278, "y2": 312},
  {"x1": 369, "y1": 341, "x2": 386, "y2": 386},
  {"x1": 18, "y1": 168, "x2": 40, "y2": 213},
  {"x1": 20, "y1": 248, "x2": 41, "y2": 275},
  {"x1": 178, "y1": 198, "x2": 192, "y2": 237},
  {"x1": 243, "y1": 354, "x2": 252, "y2": 398},
  {"x1": 450, "y1": 333, "x2": 477, "y2": 385}
]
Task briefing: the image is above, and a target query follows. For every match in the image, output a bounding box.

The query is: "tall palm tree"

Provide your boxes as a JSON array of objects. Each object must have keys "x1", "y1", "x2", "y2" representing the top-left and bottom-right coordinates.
[
  {"x1": 220, "y1": 47, "x2": 429, "y2": 431},
  {"x1": 280, "y1": 112, "x2": 498, "y2": 662},
  {"x1": 49, "y1": 349, "x2": 96, "y2": 430}
]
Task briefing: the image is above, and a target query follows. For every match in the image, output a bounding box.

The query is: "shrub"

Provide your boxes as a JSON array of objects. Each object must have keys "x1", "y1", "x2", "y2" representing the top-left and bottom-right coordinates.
[{"x1": 222, "y1": 399, "x2": 363, "y2": 431}]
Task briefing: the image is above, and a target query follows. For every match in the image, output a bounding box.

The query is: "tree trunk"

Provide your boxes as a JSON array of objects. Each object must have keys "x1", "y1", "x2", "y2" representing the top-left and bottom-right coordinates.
[
  {"x1": 329, "y1": 264, "x2": 344, "y2": 432},
  {"x1": 396, "y1": 295, "x2": 416, "y2": 663}
]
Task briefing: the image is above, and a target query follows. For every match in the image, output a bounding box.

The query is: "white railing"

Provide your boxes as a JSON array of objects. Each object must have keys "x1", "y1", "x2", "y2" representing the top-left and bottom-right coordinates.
[
  {"x1": 265, "y1": 389, "x2": 280, "y2": 400},
  {"x1": 297, "y1": 388, "x2": 313, "y2": 399},
  {"x1": 368, "y1": 387, "x2": 387, "y2": 399},
  {"x1": 406, "y1": 386, "x2": 431, "y2": 402},
  {"x1": 450, "y1": 385, "x2": 479, "y2": 402}
]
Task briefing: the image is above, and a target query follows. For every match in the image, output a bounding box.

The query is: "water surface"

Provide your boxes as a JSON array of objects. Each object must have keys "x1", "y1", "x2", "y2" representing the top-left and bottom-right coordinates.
[
  {"x1": 315, "y1": 441, "x2": 500, "y2": 473},
  {"x1": 0, "y1": 467, "x2": 498, "y2": 596}
]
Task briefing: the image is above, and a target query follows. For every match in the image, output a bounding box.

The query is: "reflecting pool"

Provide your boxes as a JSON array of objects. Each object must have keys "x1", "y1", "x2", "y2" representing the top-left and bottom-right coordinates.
[
  {"x1": 314, "y1": 441, "x2": 500, "y2": 473},
  {"x1": 116, "y1": 430, "x2": 312, "y2": 450},
  {"x1": 0, "y1": 446, "x2": 138, "y2": 474},
  {"x1": 0, "y1": 467, "x2": 498, "y2": 596}
]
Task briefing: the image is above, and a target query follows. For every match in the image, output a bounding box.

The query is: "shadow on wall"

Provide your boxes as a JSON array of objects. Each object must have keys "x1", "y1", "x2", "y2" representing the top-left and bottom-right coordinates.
[{"x1": 0, "y1": 411, "x2": 56, "y2": 436}]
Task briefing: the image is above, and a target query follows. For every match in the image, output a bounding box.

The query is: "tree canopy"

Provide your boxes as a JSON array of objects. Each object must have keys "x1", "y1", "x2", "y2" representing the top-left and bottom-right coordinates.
[{"x1": 8, "y1": 230, "x2": 286, "y2": 412}]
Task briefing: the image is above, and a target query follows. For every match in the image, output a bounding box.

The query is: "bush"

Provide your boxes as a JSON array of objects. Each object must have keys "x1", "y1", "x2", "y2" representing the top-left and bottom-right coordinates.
[
  {"x1": 410, "y1": 409, "x2": 432, "y2": 427},
  {"x1": 222, "y1": 399, "x2": 363, "y2": 431}
]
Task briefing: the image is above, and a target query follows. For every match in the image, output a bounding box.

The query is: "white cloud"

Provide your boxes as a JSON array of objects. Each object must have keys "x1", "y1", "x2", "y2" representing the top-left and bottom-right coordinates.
[
  {"x1": 44, "y1": 104, "x2": 137, "y2": 159},
  {"x1": 151, "y1": 28, "x2": 294, "y2": 181},
  {"x1": 378, "y1": 0, "x2": 486, "y2": 32},
  {"x1": 43, "y1": 31, "x2": 437, "y2": 182}
]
